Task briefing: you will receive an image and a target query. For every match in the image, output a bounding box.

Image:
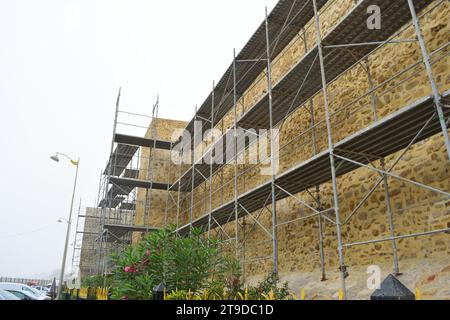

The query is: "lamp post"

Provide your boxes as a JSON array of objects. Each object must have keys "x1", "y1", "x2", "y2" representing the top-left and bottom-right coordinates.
[{"x1": 51, "y1": 152, "x2": 80, "y2": 300}]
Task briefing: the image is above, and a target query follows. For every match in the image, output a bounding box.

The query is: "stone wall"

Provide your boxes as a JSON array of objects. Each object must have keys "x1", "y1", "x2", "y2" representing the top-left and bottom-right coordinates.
[
  {"x1": 132, "y1": 118, "x2": 188, "y2": 244},
  {"x1": 174, "y1": 0, "x2": 450, "y2": 299},
  {"x1": 132, "y1": 0, "x2": 450, "y2": 299},
  {"x1": 80, "y1": 207, "x2": 102, "y2": 279}
]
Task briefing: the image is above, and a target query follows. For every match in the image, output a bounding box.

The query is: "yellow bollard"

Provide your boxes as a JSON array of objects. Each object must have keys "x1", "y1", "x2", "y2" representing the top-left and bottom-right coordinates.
[
  {"x1": 300, "y1": 288, "x2": 306, "y2": 301},
  {"x1": 415, "y1": 288, "x2": 422, "y2": 301}
]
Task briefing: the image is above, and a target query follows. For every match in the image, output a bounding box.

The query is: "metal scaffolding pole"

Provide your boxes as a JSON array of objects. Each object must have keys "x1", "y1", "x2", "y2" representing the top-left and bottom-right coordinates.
[
  {"x1": 95, "y1": 172, "x2": 104, "y2": 275},
  {"x1": 190, "y1": 107, "x2": 198, "y2": 233},
  {"x1": 208, "y1": 81, "x2": 215, "y2": 240},
  {"x1": 365, "y1": 57, "x2": 400, "y2": 275},
  {"x1": 221, "y1": 120, "x2": 225, "y2": 207},
  {"x1": 164, "y1": 143, "x2": 173, "y2": 227},
  {"x1": 176, "y1": 148, "x2": 183, "y2": 232},
  {"x1": 71, "y1": 199, "x2": 83, "y2": 274},
  {"x1": 145, "y1": 98, "x2": 159, "y2": 232},
  {"x1": 344, "y1": 228, "x2": 450, "y2": 248},
  {"x1": 303, "y1": 22, "x2": 327, "y2": 282},
  {"x1": 407, "y1": 0, "x2": 450, "y2": 160},
  {"x1": 233, "y1": 49, "x2": 239, "y2": 258},
  {"x1": 310, "y1": 100, "x2": 327, "y2": 282},
  {"x1": 101, "y1": 88, "x2": 121, "y2": 276},
  {"x1": 312, "y1": 0, "x2": 347, "y2": 298},
  {"x1": 265, "y1": 7, "x2": 279, "y2": 276},
  {"x1": 380, "y1": 158, "x2": 400, "y2": 275}
]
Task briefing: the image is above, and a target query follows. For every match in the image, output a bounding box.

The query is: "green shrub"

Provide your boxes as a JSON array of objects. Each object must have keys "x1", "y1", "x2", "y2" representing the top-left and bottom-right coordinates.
[
  {"x1": 109, "y1": 227, "x2": 238, "y2": 300},
  {"x1": 108, "y1": 227, "x2": 290, "y2": 300},
  {"x1": 247, "y1": 273, "x2": 290, "y2": 300}
]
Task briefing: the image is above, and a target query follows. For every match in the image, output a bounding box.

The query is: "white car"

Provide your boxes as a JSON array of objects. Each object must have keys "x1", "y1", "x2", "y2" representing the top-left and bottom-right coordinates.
[
  {"x1": 33, "y1": 285, "x2": 50, "y2": 296},
  {"x1": 0, "y1": 288, "x2": 20, "y2": 300},
  {"x1": 6, "y1": 289, "x2": 38, "y2": 301},
  {"x1": 0, "y1": 283, "x2": 50, "y2": 300},
  {"x1": 29, "y1": 286, "x2": 51, "y2": 299},
  {"x1": 34, "y1": 285, "x2": 49, "y2": 293}
]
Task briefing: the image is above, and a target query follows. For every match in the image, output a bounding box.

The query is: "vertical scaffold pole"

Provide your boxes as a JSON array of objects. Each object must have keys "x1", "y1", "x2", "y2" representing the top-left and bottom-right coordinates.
[
  {"x1": 381, "y1": 159, "x2": 400, "y2": 274},
  {"x1": 190, "y1": 106, "x2": 198, "y2": 233},
  {"x1": 221, "y1": 120, "x2": 225, "y2": 207},
  {"x1": 71, "y1": 199, "x2": 82, "y2": 273},
  {"x1": 164, "y1": 142, "x2": 173, "y2": 227},
  {"x1": 101, "y1": 88, "x2": 121, "y2": 276},
  {"x1": 366, "y1": 58, "x2": 400, "y2": 275},
  {"x1": 176, "y1": 147, "x2": 183, "y2": 232},
  {"x1": 95, "y1": 170, "x2": 103, "y2": 274},
  {"x1": 233, "y1": 49, "x2": 239, "y2": 258},
  {"x1": 312, "y1": 0, "x2": 347, "y2": 298},
  {"x1": 310, "y1": 101, "x2": 327, "y2": 281},
  {"x1": 265, "y1": 7, "x2": 278, "y2": 276},
  {"x1": 407, "y1": 0, "x2": 450, "y2": 160},
  {"x1": 304, "y1": 25, "x2": 326, "y2": 282},
  {"x1": 146, "y1": 97, "x2": 159, "y2": 232},
  {"x1": 208, "y1": 81, "x2": 215, "y2": 240}
]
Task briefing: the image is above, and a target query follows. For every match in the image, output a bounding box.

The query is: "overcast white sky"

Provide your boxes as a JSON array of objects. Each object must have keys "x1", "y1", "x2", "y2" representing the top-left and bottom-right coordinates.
[{"x1": 0, "y1": 0, "x2": 278, "y2": 278}]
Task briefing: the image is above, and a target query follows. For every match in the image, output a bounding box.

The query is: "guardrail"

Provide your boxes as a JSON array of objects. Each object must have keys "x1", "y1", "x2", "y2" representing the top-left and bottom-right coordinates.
[{"x1": 0, "y1": 277, "x2": 50, "y2": 286}]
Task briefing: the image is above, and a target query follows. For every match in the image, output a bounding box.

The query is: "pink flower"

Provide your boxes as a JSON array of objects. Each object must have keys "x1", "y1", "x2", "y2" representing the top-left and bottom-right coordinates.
[
  {"x1": 145, "y1": 250, "x2": 152, "y2": 257},
  {"x1": 124, "y1": 266, "x2": 138, "y2": 273}
]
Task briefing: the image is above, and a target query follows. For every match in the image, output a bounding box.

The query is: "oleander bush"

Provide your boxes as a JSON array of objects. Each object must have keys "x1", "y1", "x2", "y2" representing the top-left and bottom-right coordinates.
[
  {"x1": 109, "y1": 227, "x2": 241, "y2": 300},
  {"x1": 108, "y1": 226, "x2": 289, "y2": 300}
]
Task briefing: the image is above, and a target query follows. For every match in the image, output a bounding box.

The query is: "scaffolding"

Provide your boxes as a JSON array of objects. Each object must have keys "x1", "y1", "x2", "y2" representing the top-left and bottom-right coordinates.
[
  {"x1": 97, "y1": 0, "x2": 450, "y2": 299},
  {"x1": 162, "y1": 0, "x2": 449, "y2": 299},
  {"x1": 72, "y1": 202, "x2": 103, "y2": 279},
  {"x1": 96, "y1": 91, "x2": 172, "y2": 275}
]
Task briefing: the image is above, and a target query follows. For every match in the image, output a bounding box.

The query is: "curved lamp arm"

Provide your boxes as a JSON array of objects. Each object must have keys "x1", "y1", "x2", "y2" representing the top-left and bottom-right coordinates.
[{"x1": 52, "y1": 152, "x2": 79, "y2": 166}]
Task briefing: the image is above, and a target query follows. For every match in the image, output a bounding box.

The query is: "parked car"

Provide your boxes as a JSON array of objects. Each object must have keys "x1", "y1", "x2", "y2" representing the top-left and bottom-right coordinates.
[
  {"x1": 0, "y1": 288, "x2": 20, "y2": 300},
  {"x1": 29, "y1": 286, "x2": 51, "y2": 299},
  {"x1": 0, "y1": 283, "x2": 50, "y2": 300},
  {"x1": 6, "y1": 290, "x2": 39, "y2": 300},
  {"x1": 33, "y1": 285, "x2": 50, "y2": 295}
]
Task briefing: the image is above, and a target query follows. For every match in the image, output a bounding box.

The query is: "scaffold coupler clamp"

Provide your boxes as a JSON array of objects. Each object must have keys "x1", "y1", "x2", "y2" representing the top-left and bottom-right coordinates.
[{"x1": 339, "y1": 265, "x2": 349, "y2": 279}]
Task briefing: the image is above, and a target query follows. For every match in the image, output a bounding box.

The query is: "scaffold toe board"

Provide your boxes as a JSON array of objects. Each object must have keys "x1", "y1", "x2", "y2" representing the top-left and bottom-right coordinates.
[
  {"x1": 114, "y1": 133, "x2": 173, "y2": 150},
  {"x1": 109, "y1": 176, "x2": 171, "y2": 191},
  {"x1": 104, "y1": 224, "x2": 159, "y2": 235},
  {"x1": 177, "y1": 91, "x2": 450, "y2": 236},
  {"x1": 98, "y1": 196, "x2": 126, "y2": 209},
  {"x1": 238, "y1": 0, "x2": 430, "y2": 129},
  {"x1": 101, "y1": 225, "x2": 158, "y2": 243},
  {"x1": 99, "y1": 184, "x2": 135, "y2": 208}
]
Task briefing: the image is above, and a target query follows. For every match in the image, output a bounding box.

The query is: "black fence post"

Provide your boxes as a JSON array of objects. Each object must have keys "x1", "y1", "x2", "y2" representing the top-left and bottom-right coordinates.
[{"x1": 153, "y1": 283, "x2": 166, "y2": 300}]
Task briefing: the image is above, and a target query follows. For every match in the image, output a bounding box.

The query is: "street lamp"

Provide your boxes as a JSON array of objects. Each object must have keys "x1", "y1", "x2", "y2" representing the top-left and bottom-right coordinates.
[{"x1": 51, "y1": 152, "x2": 80, "y2": 300}]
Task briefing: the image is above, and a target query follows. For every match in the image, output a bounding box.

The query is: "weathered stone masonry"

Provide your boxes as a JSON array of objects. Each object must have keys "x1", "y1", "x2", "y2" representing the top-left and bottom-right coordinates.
[{"x1": 135, "y1": 0, "x2": 450, "y2": 299}]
